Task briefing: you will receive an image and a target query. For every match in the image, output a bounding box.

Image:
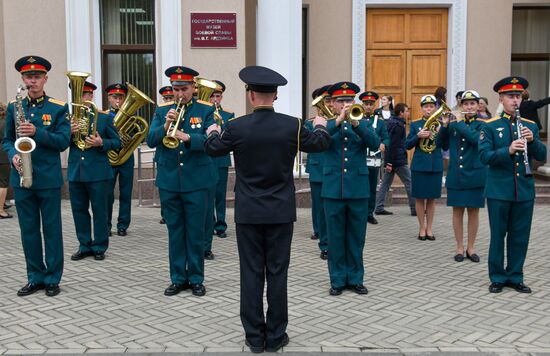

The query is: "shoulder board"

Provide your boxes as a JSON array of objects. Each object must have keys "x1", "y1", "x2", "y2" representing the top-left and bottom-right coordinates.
[
  {"x1": 48, "y1": 98, "x2": 66, "y2": 106},
  {"x1": 98, "y1": 109, "x2": 110, "y2": 115},
  {"x1": 196, "y1": 99, "x2": 214, "y2": 107},
  {"x1": 411, "y1": 118, "x2": 423, "y2": 123},
  {"x1": 228, "y1": 116, "x2": 241, "y2": 122},
  {"x1": 484, "y1": 116, "x2": 501, "y2": 123},
  {"x1": 475, "y1": 117, "x2": 487, "y2": 122},
  {"x1": 158, "y1": 101, "x2": 174, "y2": 107},
  {"x1": 521, "y1": 118, "x2": 535, "y2": 124},
  {"x1": 9, "y1": 99, "x2": 16, "y2": 104}
]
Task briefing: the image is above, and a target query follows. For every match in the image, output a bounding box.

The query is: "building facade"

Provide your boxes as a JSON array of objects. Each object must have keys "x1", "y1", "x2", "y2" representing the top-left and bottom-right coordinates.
[{"x1": 0, "y1": 0, "x2": 549, "y2": 171}]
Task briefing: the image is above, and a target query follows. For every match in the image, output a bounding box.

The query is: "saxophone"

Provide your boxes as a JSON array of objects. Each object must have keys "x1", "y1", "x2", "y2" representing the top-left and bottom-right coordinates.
[{"x1": 14, "y1": 85, "x2": 36, "y2": 188}]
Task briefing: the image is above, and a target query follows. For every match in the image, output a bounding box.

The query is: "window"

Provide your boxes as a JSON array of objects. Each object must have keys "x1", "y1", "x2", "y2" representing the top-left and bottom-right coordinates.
[
  {"x1": 100, "y1": 0, "x2": 156, "y2": 122},
  {"x1": 512, "y1": 7, "x2": 550, "y2": 132}
]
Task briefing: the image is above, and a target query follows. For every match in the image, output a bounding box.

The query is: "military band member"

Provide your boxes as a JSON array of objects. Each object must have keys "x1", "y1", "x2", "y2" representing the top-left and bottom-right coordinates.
[
  {"x1": 406, "y1": 95, "x2": 443, "y2": 241},
  {"x1": 147, "y1": 66, "x2": 217, "y2": 297},
  {"x1": 105, "y1": 84, "x2": 133, "y2": 237},
  {"x1": 158, "y1": 85, "x2": 174, "y2": 225},
  {"x1": 322, "y1": 82, "x2": 380, "y2": 296},
  {"x1": 479, "y1": 76, "x2": 546, "y2": 293},
  {"x1": 306, "y1": 85, "x2": 331, "y2": 259},
  {"x1": 159, "y1": 86, "x2": 174, "y2": 103},
  {"x1": 205, "y1": 65, "x2": 330, "y2": 353},
  {"x1": 69, "y1": 82, "x2": 121, "y2": 262},
  {"x1": 360, "y1": 91, "x2": 390, "y2": 225},
  {"x1": 438, "y1": 90, "x2": 486, "y2": 263},
  {"x1": 3, "y1": 56, "x2": 71, "y2": 296},
  {"x1": 209, "y1": 80, "x2": 234, "y2": 240}
]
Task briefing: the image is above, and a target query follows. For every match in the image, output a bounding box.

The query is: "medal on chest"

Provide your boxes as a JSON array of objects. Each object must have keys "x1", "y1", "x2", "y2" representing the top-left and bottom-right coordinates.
[
  {"x1": 497, "y1": 127, "x2": 504, "y2": 139},
  {"x1": 190, "y1": 117, "x2": 202, "y2": 129}
]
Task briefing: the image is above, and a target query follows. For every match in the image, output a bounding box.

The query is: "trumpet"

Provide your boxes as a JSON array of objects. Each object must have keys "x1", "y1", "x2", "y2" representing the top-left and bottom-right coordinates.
[
  {"x1": 163, "y1": 98, "x2": 186, "y2": 149},
  {"x1": 346, "y1": 103, "x2": 364, "y2": 122}
]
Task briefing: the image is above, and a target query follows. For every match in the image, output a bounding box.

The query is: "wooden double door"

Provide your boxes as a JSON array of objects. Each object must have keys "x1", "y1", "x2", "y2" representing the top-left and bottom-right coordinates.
[{"x1": 365, "y1": 8, "x2": 448, "y2": 122}]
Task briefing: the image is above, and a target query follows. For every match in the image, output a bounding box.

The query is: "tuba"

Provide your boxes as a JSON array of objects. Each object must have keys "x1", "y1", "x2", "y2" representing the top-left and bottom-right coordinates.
[
  {"x1": 66, "y1": 71, "x2": 99, "y2": 150},
  {"x1": 195, "y1": 77, "x2": 223, "y2": 125},
  {"x1": 418, "y1": 101, "x2": 452, "y2": 153},
  {"x1": 13, "y1": 85, "x2": 35, "y2": 188},
  {"x1": 311, "y1": 94, "x2": 334, "y2": 119},
  {"x1": 108, "y1": 83, "x2": 154, "y2": 166}
]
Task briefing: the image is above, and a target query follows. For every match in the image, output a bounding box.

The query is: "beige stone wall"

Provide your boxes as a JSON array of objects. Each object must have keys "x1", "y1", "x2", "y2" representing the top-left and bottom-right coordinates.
[
  {"x1": 304, "y1": 0, "x2": 353, "y2": 117},
  {"x1": 466, "y1": 0, "x2": 550, "y2": 115},
  {"x1": 0, "y1": 0, "x2": 6, "y2": 104},
  {"x1": 181, "y1": 0, "x2": 247, "y2": 117},
  {"x1": 1, "y1": 0, "x2": 68, "y2": 103}
]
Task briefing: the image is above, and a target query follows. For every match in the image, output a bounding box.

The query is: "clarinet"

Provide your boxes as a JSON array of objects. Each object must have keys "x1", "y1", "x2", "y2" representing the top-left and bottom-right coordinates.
[{"x1": 515, "y1": 108, "x2": 533, "y2": 177}]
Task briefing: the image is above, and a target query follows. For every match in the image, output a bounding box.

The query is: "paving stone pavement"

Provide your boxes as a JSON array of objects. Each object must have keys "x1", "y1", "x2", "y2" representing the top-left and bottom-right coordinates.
[{"x1": 1, "y1": 201, "x2": 550, "y2": 355}]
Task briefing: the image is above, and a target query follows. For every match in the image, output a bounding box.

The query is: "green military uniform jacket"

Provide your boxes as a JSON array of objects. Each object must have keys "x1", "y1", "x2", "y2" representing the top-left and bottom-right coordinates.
[
  {"x1": 67, "y1": 111, "x2": 121, "y2": 182},
  {"x1": 305, "y1": 119, "x2": 325, "y2": 183},
  {"x1": 321, "y1": 119, "x2": 380, "y2": 199},
  {"x1": 365, "y1": 113, "x2": 390, "y2": 162},
  {"x1": 146, "y1": 98, "x2": 217, "y2": 193},
  {"x1": 439, "y1": 116, "x2": 486, "y2": 190},
  {"x1": 212, "y1": 107, "x2": 234, "y2": 168},
  {"x1": 3, "y1": 95, "x2": 71, "y2": 189},
  {"x1": 479, "y1": 112, "x2": 546, "y2": 202},
  {"x1": 406, "y1": 118, "x2": 444, "y2": 172}
]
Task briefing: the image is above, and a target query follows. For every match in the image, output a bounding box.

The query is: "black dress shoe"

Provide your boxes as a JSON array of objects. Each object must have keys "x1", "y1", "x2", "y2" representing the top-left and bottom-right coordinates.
[
  {"x1": 454, "y1": 253, "x2": 464, "y2": 262},
  {"x1": 320, "y1": 250, "x2": 328, "y2": 260},
  {"x1": 329, "y1": 286, "x2": 344, "y2": 296},
  {"x1": 216, "y1": 231, "x2": 227, "y2": 238},
  {"x1": 426, "y1": 235, "x2": 435, "y2": 241},
  {"x1": 348, "y1": 284, "x2": 369, "y2": 295},
  {"x1": 71, "y1": 250, "x2": 93, "y2": 261},
  {"x1": 245, "y1": 339, "x2": 264, "y2": 354},
  {"x1": 17, "y1": 282, "x2": 45, "y2": 297},
  {"x1": 117, "y1": 229, "x2": 127, "y2": 236},
  {"x1": 265, "y1": 333, "x2": 289, "y2": 352},
  {"x1": 466, "y1": 252, "x2": 480, "y2": 263},
  {"x1": 159, "y1": 218, "x2": 166, "y2": 224},
  {"x1": 375, "y1": 209, "x2": 393, "y2": 215},
  {"x1": 191, "y1": 283, "x2": 206, "y2": 296},
  {"x1": 164, "y1": 282, "x2": 190, "y2": 296},
  {"x1": 310, "y1": 232, "x2": 319, "y2": 240},
  {"x1": 367, "y1": 216, "x2": 378, "y2": 224},
  {"x1": 45, "y1": 284, "x2": 60, "y2": 297},
  {"x1": 507, "y1": 282, "x2": 532, "y2": 293},
  {"x1": 418, "y1": 235, "x2": 426, "y2": 241},
  {"x1": 489, "y1": 282, "x2": 505, "y2": 293},
  {"x1": 411, "y1": 210, "x2": 417, "y2": 216},
  {"x1": 204, "y1": 251, "x2": 215, "y2": 260},
  {"x1": 94, "y1": 252, "x2": 105, "y2": 261}
]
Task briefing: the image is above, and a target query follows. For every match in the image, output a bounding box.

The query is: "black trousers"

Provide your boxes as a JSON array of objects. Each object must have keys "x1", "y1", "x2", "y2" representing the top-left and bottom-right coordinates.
[{"x1": 236, "y1": 223, "x2": 293, "y2": 347}]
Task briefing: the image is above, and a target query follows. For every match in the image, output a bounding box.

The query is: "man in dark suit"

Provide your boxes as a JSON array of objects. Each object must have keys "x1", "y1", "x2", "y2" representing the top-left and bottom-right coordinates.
[{"x1": 204, "y1": 66, "x2": 330, "y2": 353}]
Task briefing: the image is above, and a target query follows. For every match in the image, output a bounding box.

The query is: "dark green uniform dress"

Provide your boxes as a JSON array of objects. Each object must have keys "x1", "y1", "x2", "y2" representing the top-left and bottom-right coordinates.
[
  {"x1": 479, "y1": 112, "x2": 546, "y2": 284},
  {"x1": 68, "y1": 111, "x2": 121, "y2": 254},
  {"x1": 406, "y1": 118, "x2": 444, "y2": 199},
  {"x1": 147, "y1": 98, "x2": 217, "y2": 285},
  {"x1": 305, "y1": 119, "x2": 327, "y2": 252},
  {"x1": 3, "y1": 95, "x2": 71, "y2": 285},
  {"x1": 365, "y1": 113, "x2": 390, "y2": 218},
  {"x1": 439, "y1": 116, "x2": 487, "y2": 207},
  {"x1": 322, "y1": 119, "x2": 379, "y2": 289}
]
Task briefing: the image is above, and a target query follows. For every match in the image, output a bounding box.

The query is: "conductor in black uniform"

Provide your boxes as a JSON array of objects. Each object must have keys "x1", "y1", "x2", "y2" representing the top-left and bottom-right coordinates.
[{"x1": 204, "y1": 66, "x2": 331, "y2": 353}]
